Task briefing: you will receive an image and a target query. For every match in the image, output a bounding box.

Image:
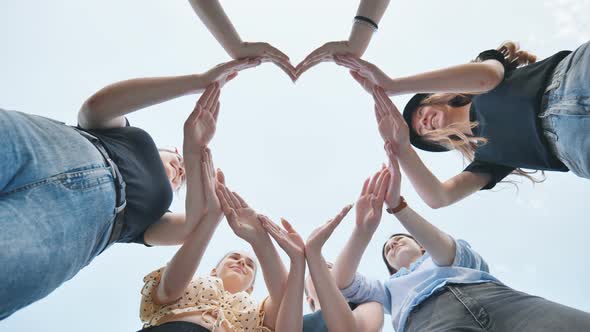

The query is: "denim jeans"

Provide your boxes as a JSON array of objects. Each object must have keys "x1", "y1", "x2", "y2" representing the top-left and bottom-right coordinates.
[
  {"x1": 541, "y1": 40, "x2": 590, "y2": 178},
  {"x1": 0, "y1": 110, "x2": 116, "y2": 320},
  {"x1": 405, "y1": 282, "x2": 590, "y2": 332}
]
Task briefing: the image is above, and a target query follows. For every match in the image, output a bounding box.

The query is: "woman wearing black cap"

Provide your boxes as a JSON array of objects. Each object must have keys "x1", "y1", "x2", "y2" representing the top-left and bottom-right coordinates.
[{"x1": 333, "y1": 40, "x2": 590, "y2": 208}]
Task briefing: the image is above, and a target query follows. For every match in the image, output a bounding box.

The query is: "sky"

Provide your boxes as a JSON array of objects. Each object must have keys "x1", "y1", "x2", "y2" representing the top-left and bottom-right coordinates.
[{"x1": 1, "y1": 1, "x2": 589, "y2": 331}]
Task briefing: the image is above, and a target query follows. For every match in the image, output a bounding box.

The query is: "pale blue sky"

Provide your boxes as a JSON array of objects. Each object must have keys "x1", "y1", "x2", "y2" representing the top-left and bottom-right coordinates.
[{"x1": 1, "y1": 1, "x2": 589, "y2": 331}]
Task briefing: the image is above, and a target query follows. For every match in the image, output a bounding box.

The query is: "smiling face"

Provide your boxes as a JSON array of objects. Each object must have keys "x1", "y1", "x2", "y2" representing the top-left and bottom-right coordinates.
[
  {"x1": 211, "y1": 251, "x2": 258, "y2": 294},
  {"x1": 411, "y1": 105, "x2": 451, "y2": 136},
  {"x1": 158, "y1": 149, "x2": 185, "y2": 191},
  {"x1": 382, "y1": 234, "x2": 425, "y2": 274}
]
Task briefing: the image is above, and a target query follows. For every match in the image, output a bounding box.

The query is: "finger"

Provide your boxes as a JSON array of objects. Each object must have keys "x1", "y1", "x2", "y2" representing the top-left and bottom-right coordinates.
[
  {"x1": 220, "y1": 185, "x2": 237, "y2": 210},
  {"x1": 367, "y1": 169, "x2": 381, "y2": 194},
  {"x1": 296, "y1": 46, "x2": 326, "y2": 70},
  {"x1": 374, "y1": 104, "x2": 382, "y2": 122},
  {"x1": 265, "y1": 44, "x2": 291, "y2": 62},
  {"x1": 226, "y1": 210, "x2": 241, "y2": 230},
  {"x1": 336, "y1": 204, "x2": 353, "y2": 221},
  {"x1": 334, "y1": 56, "x2": 362, "y2": 70},
  {"x1": 212, "y1": 101, "x2": 220, "y2": 122},
  {"x1": 227, "y1": 190, "x2": 242, "y2": 208},
  {"x1": 198, "y1": 83, "x2": 217, "y2": 108},
  {"x1": 269, "y1": 59, "x2": 297, "y2": 81},
  {"x1": 376, "y1": 171, "x2": 391, "y2": 202},
  {"x1": 216, "y1": 168, "x2": 225, "y2": 185},
  {"x1": 259, "y1": 216, "x2": 282, "y2": 238},
  {"x1": 360, "y1": 177, "x2": 370, "y2": 196},
  {"x1": 205, "y1": 85, "x2": 221, "y2": 111},
  {"x1": 201, "y1": 159, "x2": 213, "y2": 194},
  {"x1": 232, "y1": 191, "x2": 249, "y2": 208},
  {"x1": 216, "y1": 187, "x2": 232, "y2": 214},
  {"x1": 186, "y1": 103, "x2": 203, "y2": 124},
  {"x1": 224, "y1": 72, "x2": 238, "y2": 84},
  {"x1": 280, "y1": 218, "x2": 298, "y2": 234}
]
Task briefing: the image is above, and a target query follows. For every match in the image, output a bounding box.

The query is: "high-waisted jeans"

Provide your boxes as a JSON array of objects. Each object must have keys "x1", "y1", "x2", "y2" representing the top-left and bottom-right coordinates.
[
  {"x1": 0, "y1": 109, "x2": 116, "y2": 320},
  {"x1": 541, "y1": 40, "x2": 590, "y2": 178},
  {"x1": 405, "y1": 282, "x2": 590, "y2": 331}
]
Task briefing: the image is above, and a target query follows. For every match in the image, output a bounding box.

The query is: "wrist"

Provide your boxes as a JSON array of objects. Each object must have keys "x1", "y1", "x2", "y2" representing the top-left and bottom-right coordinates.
[
  {"x1": 386, "y1": 196, "x2": 407, "y2": 214},
  {"x1": 290, "y1": 255, "x2": 306, "y2": 267},
  {"x1": 250, "y1": 233, "x2": 273, "y2": 249},
  {"x1": 385, "y1": 78, "x2": 399, "y2": 95},
  {"x1": 352, "y1": 226, "x2": 376, "y2": 241}
]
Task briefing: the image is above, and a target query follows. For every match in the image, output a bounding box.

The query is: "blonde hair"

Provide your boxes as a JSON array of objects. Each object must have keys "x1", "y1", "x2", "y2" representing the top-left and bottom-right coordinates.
[{"x1": 419, "y1": 41, "x2": 545, "y2": 185}]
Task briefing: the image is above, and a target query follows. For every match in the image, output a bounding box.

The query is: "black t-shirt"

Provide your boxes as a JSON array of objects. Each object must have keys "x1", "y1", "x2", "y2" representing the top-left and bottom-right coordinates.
[
  {"x1": 77, "y1": 119, "x2": 173, "y2": 244},
  {"x1": 302, "y1": 302, "x2": 359, "y2": 332},
  {"x1": 463, "y1": 49, "x2": 571, "y2": 190}
]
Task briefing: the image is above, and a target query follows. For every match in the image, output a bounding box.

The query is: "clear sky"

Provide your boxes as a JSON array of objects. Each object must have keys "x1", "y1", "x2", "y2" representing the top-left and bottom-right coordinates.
[{"x1": 1, "y1": 1, "x2": 589, "y2": 331}]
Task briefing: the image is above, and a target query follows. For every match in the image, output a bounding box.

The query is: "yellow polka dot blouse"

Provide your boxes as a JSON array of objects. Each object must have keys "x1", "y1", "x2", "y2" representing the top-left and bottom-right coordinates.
[{"x1": 140, "y1": 268, "x2": 270, "y2": 331}]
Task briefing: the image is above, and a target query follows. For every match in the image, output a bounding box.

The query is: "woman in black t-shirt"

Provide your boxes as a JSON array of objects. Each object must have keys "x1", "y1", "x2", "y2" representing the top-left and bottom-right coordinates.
[
  {"x1": 0, "y1": 58, "x2": 260, "y2": 320},
  {"x1": 332, "y1": 40, "x2": 590, "y2": 208}
]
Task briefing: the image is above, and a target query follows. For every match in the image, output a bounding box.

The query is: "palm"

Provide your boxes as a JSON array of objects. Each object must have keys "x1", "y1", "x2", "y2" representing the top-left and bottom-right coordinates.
[
  {"x1": 232, "y1": 207, "x2": 263, "y2": 242},
  {"x1": 283, "y1": 233, "x2": 305, "y2": 258},
  {"x1": 306, "y1": 224, "x2": 331, "y2": 252},
  {"x1": 193, "y1": 119, "x2": 215, "y2": 147},
  {"x1": 378, "y1": 116, "x2": 396, "y2": 142},
  {"x1": 355, "y1": 196, "x2": 381, "y2": 232}
]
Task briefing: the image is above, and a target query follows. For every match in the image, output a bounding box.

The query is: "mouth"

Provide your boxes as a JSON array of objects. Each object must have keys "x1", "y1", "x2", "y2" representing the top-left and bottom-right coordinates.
[{"x1": 231, "y1": 265, "x2": 246, "y2": 275}]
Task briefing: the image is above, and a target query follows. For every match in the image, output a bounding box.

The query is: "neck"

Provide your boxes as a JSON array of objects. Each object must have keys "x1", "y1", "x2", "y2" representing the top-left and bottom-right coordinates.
[{"x1": 448, "y1": 103, "x2": 473, "y2": 135}]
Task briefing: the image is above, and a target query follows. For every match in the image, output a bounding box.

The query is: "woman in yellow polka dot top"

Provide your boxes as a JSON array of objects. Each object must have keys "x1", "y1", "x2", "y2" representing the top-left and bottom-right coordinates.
[{"x1": 137, "y1": 85, "x2": 288, "y2": 332}]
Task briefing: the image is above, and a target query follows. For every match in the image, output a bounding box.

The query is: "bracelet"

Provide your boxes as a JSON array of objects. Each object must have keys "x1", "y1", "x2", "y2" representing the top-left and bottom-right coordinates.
[
  {"x1": 354, "y1": 15, "x2": 378, "y2": 31},
  {"x1": 386, "y1": 196, "x2": 407, "y2": 214}
]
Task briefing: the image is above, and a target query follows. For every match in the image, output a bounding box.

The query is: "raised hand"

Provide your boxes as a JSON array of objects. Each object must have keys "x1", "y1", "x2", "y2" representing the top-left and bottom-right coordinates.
[
  {"x1": 384, "y1": 142, "x2": 402, "y2": 209},
  {"x1": 260, "y1": 216, "x2": 305, "y2": 260},
  {"x1": 198, "y1": 58, "x2": 262, "y2": 91},
  {"x1": 216, "y1": 184, "x2": 267, "y2": 245},
  {"x1": 199, "y1": 148, "x2": 223, "y2": 218},
  {"x1": 295, "y1": 41, "x2": 359, "y2": 79},
  {"x1": 183, "y1": 83, "x2": 220, "y2": 155},
  {"x1": 332, "y1": 54, "x2": 394, "y2": 93},
  {"x1": 305, "y1": 204, "x2": 353, "y2": 254},
  {"x1": 232, "y1": 42, "x2": 296, "y2": 81},
  {"x1": 373, "y1": 86, "x2": 410, "y2": 155},
  {"x1": 355, "y1": 168, "x2": 390, "y2": 234}
]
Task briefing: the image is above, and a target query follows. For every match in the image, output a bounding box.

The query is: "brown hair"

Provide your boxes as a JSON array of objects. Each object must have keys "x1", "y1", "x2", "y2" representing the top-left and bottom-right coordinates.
[{"x1": 418, "y1": 41, "x2": 545, "y2": 185}]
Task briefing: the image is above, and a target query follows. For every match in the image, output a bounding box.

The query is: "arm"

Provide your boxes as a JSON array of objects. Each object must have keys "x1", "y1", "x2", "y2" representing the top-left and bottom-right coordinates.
[
  {"x1": 295, "y1": 0, "x2": 391, "y2": 77},
  {"x1": 154, "y1": 146, "x2": 223, "y2": 303},
  {"x1": 334, "y1": 55, "x2": 504, "y2": 96},
  {"x1": 188, "y1": 0, "x2": 295, "y2": 80},
  {"x1": 306, "y1": 205, "x2": 383, "y2": 332},
  {"x1": 78, "y1": 58, "x2": 259, "y2": 129},
  {"x1": 333, "y1": 169, "x2": 389, "y2": 289},
  {"x1": 216, "y1": 186, "x2": 288, "y2": 330},
  {"x1": 260, "y1": 217, "x2": 306, "y2": 332}
]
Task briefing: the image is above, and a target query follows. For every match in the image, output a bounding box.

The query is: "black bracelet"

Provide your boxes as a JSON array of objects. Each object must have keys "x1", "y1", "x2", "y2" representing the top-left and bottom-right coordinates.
[{"x1": 354, "y1": 15, "x2": 378, "y2": 31}]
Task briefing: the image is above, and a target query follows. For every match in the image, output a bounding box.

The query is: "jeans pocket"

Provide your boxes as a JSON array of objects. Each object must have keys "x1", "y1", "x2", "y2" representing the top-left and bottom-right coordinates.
[{"x1": 57, "y1": 166, "x2": 114, "y2": 191}]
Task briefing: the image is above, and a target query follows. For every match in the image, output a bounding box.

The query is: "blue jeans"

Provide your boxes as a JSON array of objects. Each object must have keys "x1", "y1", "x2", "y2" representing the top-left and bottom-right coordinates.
[
  {"x1": 0, "y1": 110, "x2": 116, "y2": 320},
  {"x1": 405, "y1": 283, "x2": 590, "y2": 331},
  {"x1": 541, "y1": 40, "x2": 590, "y2": 178}
]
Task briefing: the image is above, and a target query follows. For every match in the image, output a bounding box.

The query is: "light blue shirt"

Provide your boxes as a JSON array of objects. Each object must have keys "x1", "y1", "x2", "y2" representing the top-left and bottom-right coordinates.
[{"x1": 341, "y1": 239, "x2": 501, "y2": 332}]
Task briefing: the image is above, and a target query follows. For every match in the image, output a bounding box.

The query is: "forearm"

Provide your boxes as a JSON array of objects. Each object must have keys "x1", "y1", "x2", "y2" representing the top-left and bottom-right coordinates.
[
  {"x1": 159, "y1": 214, "x2": 220, "y2": 301},
  {"x1": 188, "y1": 0, "x2": 243, "y2": 58},
  {"x1": 393, "y1": 206, "x2": 455, "y2": 266},
  {"x1": 388, "y1": 62, "x2": 503, "y2": 96},
  {"x1": 348, "y1": 0, "x2": 391, "y2": 56},
  {"x1": 251, "y1": 236, "x2": 288, "y2": 307},
  {"x1": 184, "y1": 151, "x2": 209, "y2": 229},
  {"x1": 397, "y1": 146, "x2": 449, "y2": 208},
  {"x1": 80, "y1": 74, "x2": 204, "y2": 129},
  {"x1": 333, "y1": 228, "x2": 373, "y2": 289},
  {"x1": 307, "y1": 252, "x2": 358, "y2": 332},
  {"x1": 274, "y1": 258, "x2": 305, "y2": 332}
]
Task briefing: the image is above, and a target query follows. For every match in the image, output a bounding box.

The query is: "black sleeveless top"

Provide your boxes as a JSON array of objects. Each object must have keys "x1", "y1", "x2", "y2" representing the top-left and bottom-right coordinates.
[
  {"x1": 78, "y1": 119, "x2": 172, "y2": 244},
  {"x1": 302, "y1": 302, "x2": 359, "y2": 332},
  {"x1": 463, "y1": 49, "x2": 571, "y2": 189}
]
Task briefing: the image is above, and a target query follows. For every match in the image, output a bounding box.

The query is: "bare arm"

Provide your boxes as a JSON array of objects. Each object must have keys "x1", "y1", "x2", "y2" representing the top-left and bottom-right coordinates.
[
  {"x1": 349, "y1": 0, "x2": 391, "y2": 56},
  {"x1": 393, "y1": 205, "x2": 456, "y2": 266},
  {"x1": 275, "y1": 259, "x2": 305, "y2": 332},
  {"x1": 188, "y1": 0, "x2": 242, "y2": 57},
  {"x1": 397, "y1": 146, "x2": 490, "y2": 208},
  {"x1": 78, "y1": 58, "x2": 259, "y2": 130}
]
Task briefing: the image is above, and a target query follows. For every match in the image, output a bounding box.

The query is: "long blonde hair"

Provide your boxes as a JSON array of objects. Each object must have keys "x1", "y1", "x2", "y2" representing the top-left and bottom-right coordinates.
[{"x1": 420, "y1": 41, "x2": 545, "y2": 185}]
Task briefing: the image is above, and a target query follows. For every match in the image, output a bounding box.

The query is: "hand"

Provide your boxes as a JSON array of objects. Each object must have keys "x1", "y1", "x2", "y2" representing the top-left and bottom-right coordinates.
[
  {"x1": 373, "y1": 86, "x2": 411, "y2": 155},
  {"x1": 198, "y1": 57, "x2": 262, "y2": 91},
  {"x1": 216, "y1": 184, "x2": 267, "y2": 245},
  {"x1": 231, "y1": 42, "x2": 296, "y2": 81},
  {"x1": 355, "y1": 168, "x2": 390, "y2": 234},
  {"x1": 295, "y1": 41, "x2": 359, "y2": 80},
  {"x1": 333, "y1": 55, "x2": 394, "y2": 93},
  {"x1": 260, "y1": 216, "x2": 305, "y2": 261},
  {"x1": 383, "y1": 142, "x2": 402, "y2": 209},
  {"x1": 183, "y1": 83, "x2": 220, "y2": 154},
  {"x1": 199, "y1": 148, "x2": 222, "y2": 218},
  {"x1": 305, "y1": 204, "x2": 353, "y2": 254}
]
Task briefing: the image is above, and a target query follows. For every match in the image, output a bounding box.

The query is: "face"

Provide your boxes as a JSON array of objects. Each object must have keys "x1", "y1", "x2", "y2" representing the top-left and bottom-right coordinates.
[
  {"x1": 383, "y1": 235, "x2": 424, "y2": 272},
  {"x1": 158, "y1": 150, "x2": 185, "y2": 191},
  {"x1": 213, "y1": 251, "x2": 257, "y2": 294},
  {"x1": 411, "y1": 105, "x2": 449, "y2": 135}
]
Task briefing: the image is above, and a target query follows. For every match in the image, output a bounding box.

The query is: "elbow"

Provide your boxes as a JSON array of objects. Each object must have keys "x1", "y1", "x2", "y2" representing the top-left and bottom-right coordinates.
[
  {"x1": 476, "y1": 65, "x2": 504, "y2": 92},
  {"x1": 425, "y1": 195, "x2": 450, "y2": 210}
]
